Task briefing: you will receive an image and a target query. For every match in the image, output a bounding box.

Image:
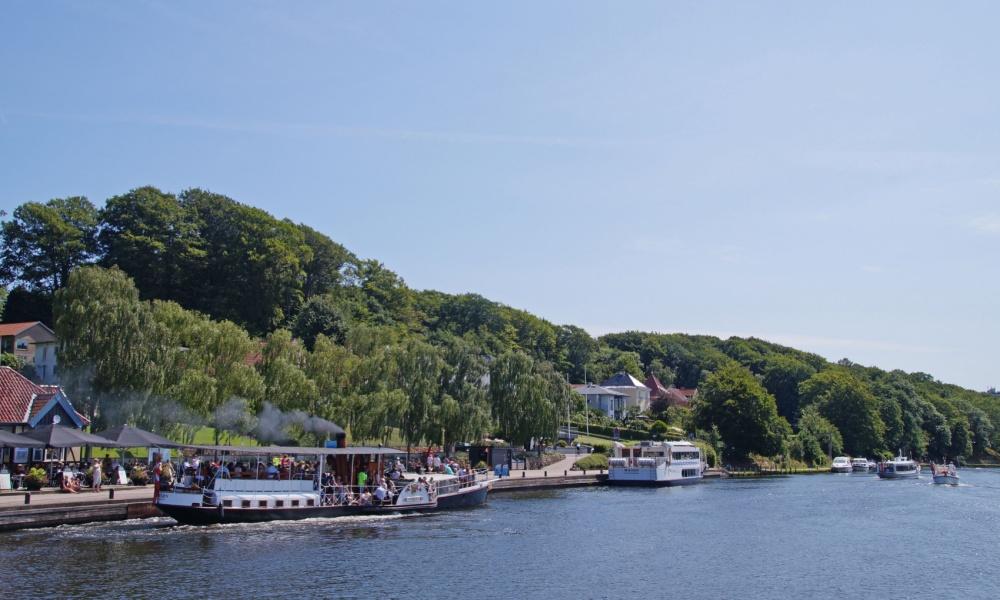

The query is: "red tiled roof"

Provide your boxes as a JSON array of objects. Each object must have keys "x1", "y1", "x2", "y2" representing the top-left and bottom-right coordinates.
[
  {"x1": 0, "y1": 366, "x2": 42, "y2": 423},
  {"x1": 644, "y1": 374, "x2": 670, "y2": 399},
  {"x1": 0, "y1": 367, "x2": 85, "y2": 425},
  {"x1": 675, "y1": 387, "x2": 698, "y2": 398},
  {"x1": 0, "y1": 321, "x2": 45, "y2": 337}
]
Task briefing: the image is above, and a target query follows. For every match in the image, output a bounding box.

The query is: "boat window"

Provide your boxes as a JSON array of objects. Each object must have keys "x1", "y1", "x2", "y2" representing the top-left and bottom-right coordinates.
[
  {"x1": 222, "y1": 500, "x2": 233, "y2": 508},
  {"x1": 275, "y1": 500, "x2": 284, "y2": 507},
  {"x1": 682, "y1": 469, "x2": 699, "y2": 477},
  {"x1": 258, "y1": 500, "x2": 268, "y2": 508},
  {"x1": 241, "y1": 500, "x2": 251, "y2": 508},
  {"x1": 672, "y1": 451, "x2": 700, "y2": 460},
  {"x1": 307, "y1": 499, "x2": 315, "y2": 507},
  {"x1": 291, "y1": 500, "x2": 300, "y2": 507}
]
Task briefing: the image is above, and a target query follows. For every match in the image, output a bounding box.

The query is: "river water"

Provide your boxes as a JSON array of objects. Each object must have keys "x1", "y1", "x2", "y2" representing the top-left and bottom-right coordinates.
[{"x1": 3, "y1": 469, "x2": 999, "y2": 599}]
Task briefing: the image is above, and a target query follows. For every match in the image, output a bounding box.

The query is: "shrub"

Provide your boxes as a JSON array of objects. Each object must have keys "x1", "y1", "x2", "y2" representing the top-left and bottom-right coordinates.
[
  {"x1": 24, "y1": 467, "x2": 48, "y2": 490},
  {"x1": 556, "y1": 440, "x2": 567, "y2": 448},
  {"x1": 130, "y1": 466, "x2": 149, "y2": 485},
  {"x1": 573, "y1": 454, "x2": 609, "y2": 471},
  {"x1": 589, "y1": 441, "x2": 610, "y2": 455},
  {"x1": 474, "y1": 460, "x2": 487, "y2": 470},
  {"x1": 650, "y1": 420, "x2": 670, "y2": 440}
]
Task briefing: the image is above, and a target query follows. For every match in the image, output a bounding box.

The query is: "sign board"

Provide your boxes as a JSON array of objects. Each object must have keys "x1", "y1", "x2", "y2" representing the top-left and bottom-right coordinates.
[
  {"x1": 148, "y1": 448, "x2": 171, "y2": 464},
  {"x1": 324, "y1": 440, "x2": 339, "y2": 448}
]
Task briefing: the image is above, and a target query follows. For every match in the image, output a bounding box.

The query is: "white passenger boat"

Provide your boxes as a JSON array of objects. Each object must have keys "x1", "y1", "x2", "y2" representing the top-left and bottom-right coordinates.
[
  {"x1": 851, "y1": 458, "x2": 870, "y2": 473},
  {"x1": 930, "y1": 463, "x2": 960, "y2": 486},
  {"x1": 607, "y1": 440, "x2": 703, "y2": 486},
  {"x1": 155, "y1": 444, "x2": 491, "y2": 526},
  {"x1": 830, "y1": 456, "x2": 852, "y2": 473},
  {"x1": 876, "y1": 454, "x2": 920, "y2": 479}
]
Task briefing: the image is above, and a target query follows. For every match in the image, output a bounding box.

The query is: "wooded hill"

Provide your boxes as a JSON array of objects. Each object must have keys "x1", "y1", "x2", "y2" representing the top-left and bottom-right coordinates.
[{"x1": 1, "y1": 187, "x2": 997, "y2": 464}]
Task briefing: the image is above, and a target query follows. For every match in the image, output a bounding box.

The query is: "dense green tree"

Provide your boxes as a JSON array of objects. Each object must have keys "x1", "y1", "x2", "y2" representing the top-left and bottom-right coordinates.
[
  {"x1": 694, "y1": 364, "x2": 789, "y2": 457},
  {"x1": 0, "y1": 197, "x2": 99, "y2": 294},
  {"x1": 293, "y1": 293, "x2": 350, "y2": 349},
  {"x1": 180, "y1": 189, "x2": 310, "y2": 333},
  {"x1": 1, "y1": 286, "x2": 53, "y2": 325},
  {"x1": 761, "y1": 354, "x2": 816, "y2": 424},
  {"x1": 799, "y1": 369, "x2": 885, "y2": 456},
  {"x1": 796, "y1": 405, "x2": 843, "y2": 464},
  {"x1": 967, "y1": 408, "x2": 994, "y2": 456},
  {"x1": 99, "y1": 186, "x2": 204, "y2": 304},
  {"x1": 298, "y1": 224, "x2": 354, "y2": 299},
  {"x1": 949, "y1": 418, "x2": 973, "y2": 461},
  {"x1": 557, "y1": 325, "x2": 597, "y2": 383}
]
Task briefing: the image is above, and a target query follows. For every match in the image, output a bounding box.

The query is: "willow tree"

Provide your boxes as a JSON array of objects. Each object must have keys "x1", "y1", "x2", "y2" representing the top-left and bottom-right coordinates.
[
  {"x1": 53, "y1": 266, "x2": 153, "y2": 428},
  {"x1": 488, "y1": 351, "x2": 564, "y2": 449},
  {"x1": 385, "y1": 338, "x2": 443, "y2": 451},
  {"x1": 428, "y1": 337, "x2": 492, "y2": 453}
]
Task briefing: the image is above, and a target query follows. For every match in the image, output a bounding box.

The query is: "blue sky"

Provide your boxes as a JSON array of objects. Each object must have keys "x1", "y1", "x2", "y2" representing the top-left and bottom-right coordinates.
[{"x1": 2, "y1": 2, "x2": 998, "y2": 390}]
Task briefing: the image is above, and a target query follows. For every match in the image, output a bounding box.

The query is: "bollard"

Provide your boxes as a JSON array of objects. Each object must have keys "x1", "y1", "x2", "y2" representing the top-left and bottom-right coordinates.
[
  {"x1": 24, "y1": 492, "x2": 30, "y2": 505},
  {"x1": 564, "y1": 470, "x2": 567, "y2": 477},
  {"x1": 109, "y1": 488, "x2": 115, "y2": 500},
  {"x1": 522, "y1": 471, "x2": 525, "y2": 478},
  {"x1": 582, "y1": 469, "x2": 586, "y2": 475},
  {"x1": 600, "y1": 469, "x2": 604, "y2": 475},
  {"x1": 544, "y1": 470, "x2": 547, "y2": 477}
]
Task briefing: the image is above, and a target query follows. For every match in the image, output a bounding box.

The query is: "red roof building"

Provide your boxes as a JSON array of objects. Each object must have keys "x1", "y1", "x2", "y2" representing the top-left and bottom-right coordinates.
[{"x1": 0, "y1": 366, "x2": 88, "y2": 431}]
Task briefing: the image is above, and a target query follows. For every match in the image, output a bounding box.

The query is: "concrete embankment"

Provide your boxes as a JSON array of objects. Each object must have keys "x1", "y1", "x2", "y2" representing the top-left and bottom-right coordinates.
[{"x1": 0, "y1": 498, "x2": 161, "y2": 532}]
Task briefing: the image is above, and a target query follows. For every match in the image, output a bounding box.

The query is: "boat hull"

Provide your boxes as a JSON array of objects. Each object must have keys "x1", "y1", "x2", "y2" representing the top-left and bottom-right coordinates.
[
  {"x1": 607, "y1": 476, "x2": 701, "y2": 487},
  {"x1": 932, "y1": 475, "x2": 959, "y2": 486},
  {"x1": 876, "y1": 471, "x2": 919, "y2": 479},
  {"x1": 158, "y1": 484, "x2": 489, "y2": 526}
]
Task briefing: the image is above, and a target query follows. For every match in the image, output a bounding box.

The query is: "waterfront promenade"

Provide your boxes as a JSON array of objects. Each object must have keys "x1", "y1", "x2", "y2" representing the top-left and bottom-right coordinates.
[{"x1": 0, "y1": 455, "x2": 605, "y2": 531}]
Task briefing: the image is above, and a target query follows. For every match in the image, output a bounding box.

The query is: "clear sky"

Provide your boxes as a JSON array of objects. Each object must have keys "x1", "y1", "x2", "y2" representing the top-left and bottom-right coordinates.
[{"x1": 2, "y1": 2, "x2": 998, "y2": 390}]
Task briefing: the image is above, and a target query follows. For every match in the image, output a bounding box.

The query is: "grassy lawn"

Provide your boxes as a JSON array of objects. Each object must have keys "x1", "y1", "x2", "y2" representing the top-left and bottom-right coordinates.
[{"x1": 572, "y1": 434, "x2": 638, "y2": 447}]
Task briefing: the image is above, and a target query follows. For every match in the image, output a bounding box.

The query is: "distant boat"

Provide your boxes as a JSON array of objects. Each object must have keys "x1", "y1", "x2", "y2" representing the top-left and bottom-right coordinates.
[
  {"x1": 930, "y1": 462, "x2": 960, "y2": 486},
  {"x1": 850, "y1": 458, "x2": 870, "y2": 473},
  {"x1": 877, "y1": 454, "x2": 920, "y2": 479},
  {"x1": 831, "y1": 456, "x2": 852, "y2": 473}
]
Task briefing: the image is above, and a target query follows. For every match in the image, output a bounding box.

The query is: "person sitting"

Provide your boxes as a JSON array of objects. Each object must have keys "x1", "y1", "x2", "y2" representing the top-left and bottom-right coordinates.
[
  {"x1": 358, "y1": 491, "x2": 373, "y2": 506},
  {"x1": 60, "y1": 471, "x2": 80, "y2": 493},
  {"x1": 266, "y1": 463, "x2": 279, "y2": 479}
]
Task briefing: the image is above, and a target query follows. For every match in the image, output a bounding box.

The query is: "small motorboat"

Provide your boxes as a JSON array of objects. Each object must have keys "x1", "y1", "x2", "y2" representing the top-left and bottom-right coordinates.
[
  {"x1": 877, "y1": 454, "x2": 920, "y2": 479},
  {"x1": 831, "y1": 456, "x2": 852, "y2": 473},
  {"x1": 931, "y1": 462, "x2": 960, "y2": 486},
  {"x1": 851, "y1": 458, "x2": 870, "y2": 473}
]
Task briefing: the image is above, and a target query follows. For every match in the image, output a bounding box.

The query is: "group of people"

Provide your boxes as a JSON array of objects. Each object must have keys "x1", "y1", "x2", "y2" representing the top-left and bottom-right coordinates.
[{"x1": 56, "y1": 458, "x2": 112, "y2": 493}]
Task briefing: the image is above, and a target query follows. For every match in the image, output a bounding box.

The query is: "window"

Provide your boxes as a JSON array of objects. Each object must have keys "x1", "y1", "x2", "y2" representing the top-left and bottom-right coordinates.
[
  {"x1": 258, "y1": 500, "x2": 268, "y2": 508},
  {"x1": 275, "y1": 500, "x2": 284, "y2": 507},
  {"x1": 682, "y1": 469, "x2": 699, "y2": 477},
  {"x1": 672, "y1": 451, "x2": 700, "y2": 461},
  {"x1": 291, "y1": 499, "x2": 300, "y2": 507},
  {"x1": 222, "y1": 500, "x2": 233, "y2": 507},
  {"x1": 306, "y1": 499, "x2": 315, "y2": 507},
  {"x1": 241, "y1": 500, "x2": 251, "y2": 508}
]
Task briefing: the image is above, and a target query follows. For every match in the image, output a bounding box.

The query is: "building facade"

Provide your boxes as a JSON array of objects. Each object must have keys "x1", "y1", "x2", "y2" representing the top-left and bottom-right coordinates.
[{"x1": 0, "y1": 322, "x2": 59, "y2": 384}]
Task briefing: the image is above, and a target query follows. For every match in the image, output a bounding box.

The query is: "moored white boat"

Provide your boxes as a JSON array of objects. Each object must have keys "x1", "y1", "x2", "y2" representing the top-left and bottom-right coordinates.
[
  {"x1": 851, "y1": 458, "x2": 870, "y2": 473},
  {"x1": 930, "y1": 462, "x2": 960, "y2": 486},
  {"x1": 831, "y1": 456, "x2": 852, "y2": 473},
  {"x1": 877, "y1": 454, "x2": 920, "y2": 479},
  {"x1": 608, "y1": 440, "x2": 703, "y2": 486}
]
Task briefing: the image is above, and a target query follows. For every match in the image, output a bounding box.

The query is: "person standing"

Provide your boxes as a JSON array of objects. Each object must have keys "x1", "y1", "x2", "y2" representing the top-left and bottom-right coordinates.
[{"x1": 91, "y1": 459, "x2": 102, "y2": 493}]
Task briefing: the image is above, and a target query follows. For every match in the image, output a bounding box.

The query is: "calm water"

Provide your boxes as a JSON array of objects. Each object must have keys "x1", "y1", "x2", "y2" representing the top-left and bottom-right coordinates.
[{"x1": 3, "y1": 470, "x2": 1000, "y2": 599}]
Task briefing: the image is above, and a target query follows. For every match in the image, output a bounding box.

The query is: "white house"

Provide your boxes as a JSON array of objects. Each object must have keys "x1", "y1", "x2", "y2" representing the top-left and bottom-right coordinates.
[
  {"x1": 574, "y1": 384, "x2": 627, "y2": 420},
  {"x1": 600, "y1": 372, "x2": 651, "y2": 413}
]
